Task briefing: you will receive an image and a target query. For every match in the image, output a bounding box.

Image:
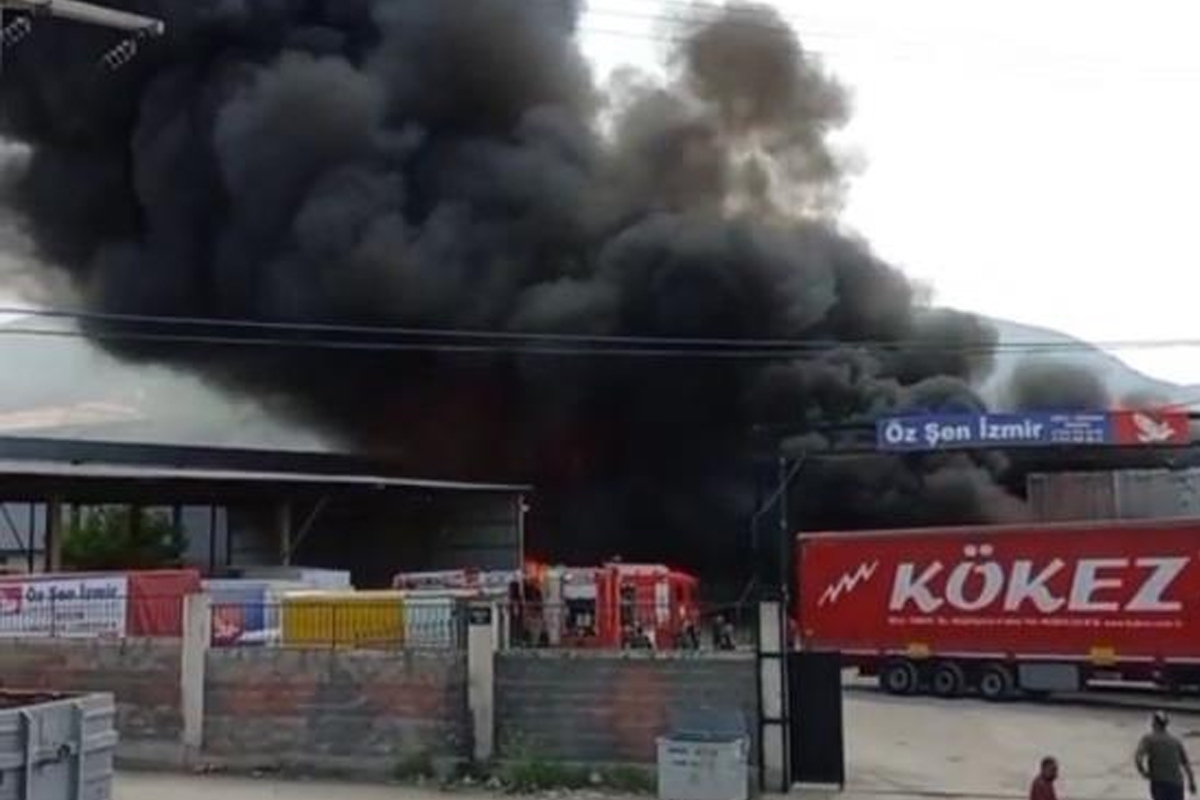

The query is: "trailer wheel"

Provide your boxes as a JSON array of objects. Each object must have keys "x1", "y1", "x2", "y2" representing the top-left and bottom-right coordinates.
[
  {"x1": 880, "y1": 659, "x2": 919, "y2": 695},
  {"x1": 930, "y1": 661, "x2": 966, "y2": 698},
  {"x1": 979, "y1": 663, "x2": 1015, "y2": 702}
]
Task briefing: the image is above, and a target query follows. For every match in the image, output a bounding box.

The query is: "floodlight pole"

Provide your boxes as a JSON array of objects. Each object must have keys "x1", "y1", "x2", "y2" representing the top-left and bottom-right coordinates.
[{"x1": 0, "y1": 0, "x2": 164, "y2": 72}]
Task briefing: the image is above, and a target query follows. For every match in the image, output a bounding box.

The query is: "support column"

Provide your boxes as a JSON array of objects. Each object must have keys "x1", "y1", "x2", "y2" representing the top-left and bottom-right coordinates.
[
  {"x1": 129, "y1": 503, "x2": 143, "y2": 551},
  {"x1": 44, "y1": 498, "x2": 63, "y2": 572},
  {"x1": 181, "y1": 593, "x2": 211, "y2": 762},
  {"x1": 515, "y1": 494, "x2": 528, "y2": 567},
  {"x1": 225, "y1": 507, "x2": 233, "y2": 568},
  {"x1": 467, "y1": 603, "x2": 496, "y2": 762},
  {"x1": 276, "y1": 501, "x2": 293, "y2": 566},
  {"x1": 26, "y1": 503, "x2": 36, "y2": 573},
  {"x1": 758, "y1": 597, "x2": 789, "y2": 793},
  {"x1": 208, "y1": 505, "x2": 218, "y2": 574}
]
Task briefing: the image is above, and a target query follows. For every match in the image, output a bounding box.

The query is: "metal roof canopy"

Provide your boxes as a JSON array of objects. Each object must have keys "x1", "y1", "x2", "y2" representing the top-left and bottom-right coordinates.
[{"x1": 0, "y1": 436, "x2": 531, "y2": 503}]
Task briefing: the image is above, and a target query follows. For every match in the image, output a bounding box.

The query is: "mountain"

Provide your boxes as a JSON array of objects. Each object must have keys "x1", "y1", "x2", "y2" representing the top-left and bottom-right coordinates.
[
  {"x1": 980, "y1": 317, "x2": 1200, "y2": 410},
  {"x1": 0, "y1": 313, "x2": 1192, "y2": 448},
  {"x1": 0, "y1": 314, "x2": 331, "y2": 450}
]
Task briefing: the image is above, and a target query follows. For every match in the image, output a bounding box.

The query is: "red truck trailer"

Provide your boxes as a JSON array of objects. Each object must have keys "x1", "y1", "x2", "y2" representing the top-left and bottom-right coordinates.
[{"x1": 796, "y1": 518, "x2": 1200, "y2": 699}]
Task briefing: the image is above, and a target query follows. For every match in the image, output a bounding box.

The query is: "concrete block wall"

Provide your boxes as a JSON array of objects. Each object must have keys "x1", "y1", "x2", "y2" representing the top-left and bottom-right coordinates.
[
  {"x1": 204, "y1": 648, "x2": 470, "y2": 771},
  {"x1": 496, "y1": 650, "x2": 758, "y2": 764},
  {"x1": 0, "y1": 639, "x2": 182, "y2": 742},
  {"x1": 0, "y1": 603, "x2": 763, "y2": 778}
]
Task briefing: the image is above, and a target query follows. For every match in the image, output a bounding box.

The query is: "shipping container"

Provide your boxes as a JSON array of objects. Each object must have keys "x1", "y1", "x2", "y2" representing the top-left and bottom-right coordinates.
[
  {"x1": 280, "y1": 591, "x2": 405, "y2": 648},
  {"x1": 392, "y1": 568, "x2": 519, "y2": 595},
  {"x1": 796, "y1": 518, "x2": 1200, "y2": 698},
  {"x1": 1027, "y1": 469, "x2": 1200, "y2": 521},
  {"x1": 234, "y1": 566, "x2": 352, "y2": 591}
]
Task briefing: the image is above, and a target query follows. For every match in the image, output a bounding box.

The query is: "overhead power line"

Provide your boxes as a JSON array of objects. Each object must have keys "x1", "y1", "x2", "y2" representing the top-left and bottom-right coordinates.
[
  {"x1": 5, "y1": 323, "x2": 1183, "y2": 359},
  {"x1": 572, "y1": 2, "x2": 1200, "y2": 81},
  {"x1": 577, "y1": 22, "x2": 1200, "y2": 80},
  {"x1": 3, "y1": 305, "x2": 1200, "y2": 359}
]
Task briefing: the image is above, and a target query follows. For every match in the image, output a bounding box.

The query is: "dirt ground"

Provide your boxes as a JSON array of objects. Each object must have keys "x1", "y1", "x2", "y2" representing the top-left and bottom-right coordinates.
[
  {"x1": 115, "y1": 693, "x2": 1200, "y2": 800},
  {"x1": 845, "y1": 689, "x2": 1200, "y2": 799}
]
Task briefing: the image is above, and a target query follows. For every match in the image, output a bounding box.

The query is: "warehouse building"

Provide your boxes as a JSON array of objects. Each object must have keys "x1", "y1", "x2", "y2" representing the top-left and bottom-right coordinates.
[{"x1": 0, "y1": 436, "x2": 530, "y2": 586}]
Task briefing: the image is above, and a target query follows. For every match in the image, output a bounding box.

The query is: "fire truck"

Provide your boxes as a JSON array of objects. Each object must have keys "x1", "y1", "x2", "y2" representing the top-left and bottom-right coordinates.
[{"x1": 393, "y1": 561, "x2": 700, "y2": 649}]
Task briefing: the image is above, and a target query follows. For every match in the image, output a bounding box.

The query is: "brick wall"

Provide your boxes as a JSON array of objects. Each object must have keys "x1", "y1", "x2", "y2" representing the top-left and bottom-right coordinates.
[
  {"x1": 0, "y1": 639, "x2": 182, "y2": 742},
  {"x1": 496, "y1": 650, "x2": 757, "y2": 764},
  {"x1": 204, "y1": 648, "x2": 469, "y2": 771}
]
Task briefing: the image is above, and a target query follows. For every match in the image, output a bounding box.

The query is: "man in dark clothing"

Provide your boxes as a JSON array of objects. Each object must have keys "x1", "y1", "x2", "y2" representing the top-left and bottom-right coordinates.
[
  {"x1": 1137, "y1": 711, "x2": 1197, "y2": 800},
  {"x1": 1030, "y1": 756, "x2": 1059, "y2": 800}
]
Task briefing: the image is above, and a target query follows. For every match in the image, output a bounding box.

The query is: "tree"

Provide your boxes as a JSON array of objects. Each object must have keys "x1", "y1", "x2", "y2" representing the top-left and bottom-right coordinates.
[{"x1": 63, "y1": 506, "x2": 186, "y2": 571}]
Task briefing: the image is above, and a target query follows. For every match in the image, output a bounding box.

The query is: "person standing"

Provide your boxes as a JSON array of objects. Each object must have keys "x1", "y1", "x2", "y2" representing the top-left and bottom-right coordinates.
[
  {"x1": 1030, "y1": 756, "x2": 1059, "y2": 800},
  {"x1": 1136, "y1": 711, "x2": 1197, "y2": 800}
]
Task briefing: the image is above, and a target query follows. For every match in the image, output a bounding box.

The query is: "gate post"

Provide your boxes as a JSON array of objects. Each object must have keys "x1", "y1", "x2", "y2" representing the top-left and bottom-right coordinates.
[
  {"x1": 757, "y1": 596, "x2": 789, "y2": 793},
  {"x1": 467, "y1": 603, "x2": 496, "y2": 762},
  {"x1": 181, "y1": 592, "x2": 211, "y2": 763}
]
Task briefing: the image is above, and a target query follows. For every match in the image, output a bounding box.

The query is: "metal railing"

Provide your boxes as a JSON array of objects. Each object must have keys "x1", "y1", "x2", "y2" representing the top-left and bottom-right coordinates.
[
  {"x1": 496, "y1": 601, "x2": 753, "y2": 651},
  {"x1": 0, "y1": 591, "x2": 755, "y2": 652}
]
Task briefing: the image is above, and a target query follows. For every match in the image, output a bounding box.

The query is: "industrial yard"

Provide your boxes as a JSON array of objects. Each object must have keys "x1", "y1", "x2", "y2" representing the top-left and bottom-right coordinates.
[{"x1": 5, "y1": 2, "x2": 1200, "y2": 800}]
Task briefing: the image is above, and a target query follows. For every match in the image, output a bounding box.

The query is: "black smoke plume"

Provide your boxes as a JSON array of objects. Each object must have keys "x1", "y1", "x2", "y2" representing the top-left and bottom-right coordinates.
[
  {"x1": 0, "y1": 0, "x2": 1011, "y2": 580},
  {"x1": 1004, "y1": 359, "x2": 1111, "y2": 411}
]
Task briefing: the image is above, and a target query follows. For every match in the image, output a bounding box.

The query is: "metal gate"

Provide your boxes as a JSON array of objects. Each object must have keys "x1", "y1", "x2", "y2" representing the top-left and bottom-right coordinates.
[{"x1": 787, "y1": 650, "x2": 845, "y2": 788}]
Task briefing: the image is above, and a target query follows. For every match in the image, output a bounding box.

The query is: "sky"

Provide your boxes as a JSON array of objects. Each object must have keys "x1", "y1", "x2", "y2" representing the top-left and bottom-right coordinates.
[
  {"x1": 578, "y1": 0, "x2": 1200, "y2": 385},
  {"x1": 2, "y1": 0, "x2": 1200, "y2": 385}
]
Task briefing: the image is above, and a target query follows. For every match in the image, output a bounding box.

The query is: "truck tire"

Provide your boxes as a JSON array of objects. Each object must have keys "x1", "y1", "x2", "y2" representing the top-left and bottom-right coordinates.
[
  {"x1": 930, "y1": 661, "x2": 966, "y2": 698},
  {"x1": 881, "y1": 659, "x2": 920, "y2": 695},
  {"x1": 979, "y1": 663, "x2": 1015, "y2": 702}
]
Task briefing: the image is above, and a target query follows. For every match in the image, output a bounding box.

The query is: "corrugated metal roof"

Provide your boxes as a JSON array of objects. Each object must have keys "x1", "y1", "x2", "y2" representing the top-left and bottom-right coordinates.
[
  {"x1": 0, "y1": 436, "x2": 531, "y2": 493},
  {"x1": 0, "y1": 458, "x2": 530, "y2": 493}
]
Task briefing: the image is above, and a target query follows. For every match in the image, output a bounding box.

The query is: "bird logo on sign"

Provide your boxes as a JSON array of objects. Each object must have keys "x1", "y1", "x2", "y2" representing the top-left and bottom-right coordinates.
[{"x1": 1133, "y1": 412, "x2": 1178, "y2": 444}]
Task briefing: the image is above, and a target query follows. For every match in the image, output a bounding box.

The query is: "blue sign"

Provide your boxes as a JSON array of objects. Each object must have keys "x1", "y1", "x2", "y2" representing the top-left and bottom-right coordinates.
[{"x1": 876, "y1": 412, "x2": 1113, "y2": 452}]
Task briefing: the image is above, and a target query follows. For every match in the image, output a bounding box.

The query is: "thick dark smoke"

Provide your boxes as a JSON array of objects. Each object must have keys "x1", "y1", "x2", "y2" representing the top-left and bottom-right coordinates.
[
  {"x1": 1004, "y1": 359, "x2": 1111, "y2": 411},
  {"x1": 0, "y1": 0, "x2": 1012, "y2": 581}
]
